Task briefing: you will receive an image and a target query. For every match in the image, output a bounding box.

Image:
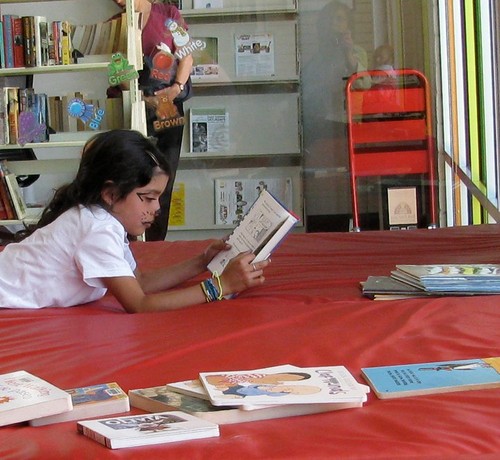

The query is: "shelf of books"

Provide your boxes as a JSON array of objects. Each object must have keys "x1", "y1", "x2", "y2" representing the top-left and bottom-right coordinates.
[
  {"x1": 167, "y1": 0, "x2": 303, "y2": 239},
  {"x1": 0, "y1": 0, "x2": 142, "y2": 227}
]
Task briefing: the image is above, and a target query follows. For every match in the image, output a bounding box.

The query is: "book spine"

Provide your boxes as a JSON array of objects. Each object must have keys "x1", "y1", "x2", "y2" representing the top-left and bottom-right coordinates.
[
  {"x1": 6, "y1": 87, "x2": 19, "y2": 145},
  {"x1": 3, "y1": 15, "x2": 16, "y2": 68},
  {"x1": 0, "y1": 162, "x2": 16, "y2": 219},
  {"x1": 12, "y1": 17, "x2": 25, "y2": 68},
  {"x1": 60, "y1": 21, "x2": 72, "y2": 65},
  {"x1": 0, "y1": 22, "x2": 5, "y2": 68},
  {"x1": 38, "y1": 19, "x2": 49, "y2": 66},
  {"x1": 0, "y1": 88, "x2": 7, "y2": 144},
  {"x1": 22, "y1": 16, "x2": 36, "y2": 67}
]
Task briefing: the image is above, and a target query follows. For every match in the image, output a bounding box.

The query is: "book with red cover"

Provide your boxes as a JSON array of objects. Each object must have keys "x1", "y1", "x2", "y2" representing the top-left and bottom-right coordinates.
[{"x1": 12, "y1": 17, "x2": 25, "y2": 67}]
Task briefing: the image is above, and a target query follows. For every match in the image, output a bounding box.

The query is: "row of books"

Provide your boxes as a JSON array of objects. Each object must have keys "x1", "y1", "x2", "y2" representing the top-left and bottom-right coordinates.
[
  {"x1": 0, "y1": 160, "x2": 27, "y2": 220},
  {"x1": 1, "y1": 14, "x2": 72, "y2": 68},
  {"x1": 361, "y1": 263, "x2": 500, "y2": 300},
  {"x1": 71, "y1": 13, "x2": 127, "y2": 58},
  {"x1": 3, "y1": 358, "x2": 499, "y2": 449},
  {"x1": 0, "y1": 86, "x2": 131, "y2": 146},
  {"x1": 0, "y1": 12, "x2": 127, "y2": 69},
  {"x1": 0, "y1": 87, "x2": 49, "y2": 146}
]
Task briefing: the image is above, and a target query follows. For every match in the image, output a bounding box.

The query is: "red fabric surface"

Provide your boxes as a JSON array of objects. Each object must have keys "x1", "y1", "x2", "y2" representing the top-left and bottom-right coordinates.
[{"x1": 1, "y1": 225, "x2": 499, "y2": 459}]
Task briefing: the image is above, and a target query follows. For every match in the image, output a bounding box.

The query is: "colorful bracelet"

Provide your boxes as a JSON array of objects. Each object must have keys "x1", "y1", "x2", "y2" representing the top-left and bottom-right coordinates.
[
  {"x1": 200, "y1": 273, "x2": 224, "y2": 302},
  {"x1": 212, "y1": 271, "x2": 224, "y2": 300}
]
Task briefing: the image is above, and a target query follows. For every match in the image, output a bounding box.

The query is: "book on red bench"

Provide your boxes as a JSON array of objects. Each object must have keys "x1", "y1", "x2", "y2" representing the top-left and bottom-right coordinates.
[
  {"x1": 77, "y1": 411, "x2": 220, "y2": 449},
  {"x1": 361, "y1": 357, "x2": 500, "y2": 399},
  {"x1": 198, "y1": 364, "x2": 369, "y2": 407},
  {"x1": 29, "y1": 382, "x2": 130, "y2": 426},
  {"x1": 0, "y1": 370, "x2": 72, "y2": 426},
  {"x1": 208, "y1": 189, "x2": 299, "y2": 275},
  {"x1": 129, "y1": 384, "x2": 363, "y2": 425}
]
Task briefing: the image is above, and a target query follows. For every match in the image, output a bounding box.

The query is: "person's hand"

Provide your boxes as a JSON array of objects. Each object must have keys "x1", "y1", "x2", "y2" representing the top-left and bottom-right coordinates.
[
  {"x1": 154, "y1": 84, "x2": 182, "y2": 102},
  {"x1": 220, "y1": 252, "x2": 270, "y2": 296},
  {"x1": 201, "y1": 239, "x2": 230, "y2": 268}
]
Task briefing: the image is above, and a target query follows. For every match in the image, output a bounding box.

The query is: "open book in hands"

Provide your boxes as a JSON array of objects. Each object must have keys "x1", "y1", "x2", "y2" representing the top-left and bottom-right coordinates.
[{"x1": 207, "y1": 190, "x2": 299, "y2": 275}]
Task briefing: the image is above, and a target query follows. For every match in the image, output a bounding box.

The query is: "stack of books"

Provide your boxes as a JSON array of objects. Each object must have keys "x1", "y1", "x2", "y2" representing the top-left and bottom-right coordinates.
[
  {"x1": 361, "y1": 263, "x2": 500, "y2": 300},
  {"x1": 129, "y1": 364, "x2": 369, "y2": 425},
  {"x1": 2, "y1": 365, "x2": 368, "y2": 450}
]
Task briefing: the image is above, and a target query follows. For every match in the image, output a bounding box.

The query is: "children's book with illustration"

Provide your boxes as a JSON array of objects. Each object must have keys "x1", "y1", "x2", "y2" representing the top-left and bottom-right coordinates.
[
  {"x1": 392, "y1": 264, "x2": 500, "y2": 292},
  {"x1": 208, "y1": 190, "x2": 299, "y2": 275},
  {"x1": 30, "y1": 382, "x2": 130, "y2": 426},
  {"x1": 360, "y1": 275, "x2": 487, "y2": 300},
  {"x1": 77, "y1": 411, "x2": 220, "y2": 449},
  {"x1": 129, "y1": 384, "x2": 363, "y2": 425},
  {"x1": 0, "y1": 370, "x2": 72, "y2": 426},
  {"x1": 199, "y1": 364, "x2": 369, "y2": 407},
  {"x1": 361, "y1": 357, "x2": 500, "y2": 399}
]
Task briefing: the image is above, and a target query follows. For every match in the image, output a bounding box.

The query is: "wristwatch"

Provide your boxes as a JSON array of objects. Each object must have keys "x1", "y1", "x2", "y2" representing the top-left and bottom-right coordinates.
[{"x1": 175, "y1": 81, "x2": 185, "y2": 91}]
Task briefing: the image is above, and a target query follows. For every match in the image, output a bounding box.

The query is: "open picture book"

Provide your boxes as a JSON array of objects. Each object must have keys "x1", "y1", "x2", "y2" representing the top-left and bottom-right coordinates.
[{"x1": 208, "y1": 190, "x2": 299, "y2": 275}]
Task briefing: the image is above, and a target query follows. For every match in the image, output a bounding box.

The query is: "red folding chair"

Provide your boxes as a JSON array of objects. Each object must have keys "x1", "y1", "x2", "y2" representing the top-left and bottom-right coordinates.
[{"x1": 345, "y1": 69, "x2": 437, "y2": 231}]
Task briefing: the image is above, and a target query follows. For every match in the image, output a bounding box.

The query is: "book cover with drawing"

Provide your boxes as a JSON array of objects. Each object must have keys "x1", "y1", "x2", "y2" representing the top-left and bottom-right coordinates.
[
  {"x1": 361, "y1": 275, "x2": 493, "y2": 300},
  {"x1": 214, "y1": 177, "x2": 293, "y2": 225},
  {"x1": 207, "y1": 189, "x2": 299, "y2": 275},
  {"x1": 77, "y1": 411, "x2": 220, "y2": 449},
  {"x1": 30, "y1": 382, "x2": 130, "y2": 426},
  {"x1": 0, "y1": 370, "x2": 72, "y2": 426},
  {"x1": 189, "y1": 108, "x2": 229, "y2": 153},
  {"x1": 129, "y1": 384, "x2": 364, "y2": 425},
  {"x1": 392, "y1": 264, "x2": 500, "y2": 292},
  {"x1": 361, "y1": 357, "x2": 500, "y2": 399},
  {"x1": 199, "y1": 364, "x2": 369, "y2": 407}
]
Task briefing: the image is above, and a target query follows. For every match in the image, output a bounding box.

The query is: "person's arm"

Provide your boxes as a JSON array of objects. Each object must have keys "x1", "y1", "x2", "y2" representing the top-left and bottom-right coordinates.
[
  {"x1": 102, "y1": 241, "x2": 269, "y2": 313},
  {"x1": 154, "y1": 54, "x2": 193, "y2": 101}
]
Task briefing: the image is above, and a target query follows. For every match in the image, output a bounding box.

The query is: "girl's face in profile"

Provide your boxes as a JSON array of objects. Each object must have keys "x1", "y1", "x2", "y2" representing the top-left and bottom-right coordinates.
[{"x1": 108, "y1": 170, "x2": 168, "y2": 236}]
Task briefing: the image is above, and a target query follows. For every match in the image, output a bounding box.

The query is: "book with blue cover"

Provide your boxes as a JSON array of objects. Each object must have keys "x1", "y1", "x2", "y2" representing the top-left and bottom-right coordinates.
[{"x1": 361, "y1": 357, "x2": 500, "y2": 399}]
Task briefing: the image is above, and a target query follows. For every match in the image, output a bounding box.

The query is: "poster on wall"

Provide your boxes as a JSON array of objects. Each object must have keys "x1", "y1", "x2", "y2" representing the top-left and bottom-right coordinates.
[{"x1": 235, "y1": 33, "x2": 275, "y2": 77}]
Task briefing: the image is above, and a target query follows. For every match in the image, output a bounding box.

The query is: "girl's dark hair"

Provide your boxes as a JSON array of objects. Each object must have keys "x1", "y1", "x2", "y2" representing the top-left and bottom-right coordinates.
[{"x1": 36, "y1": 129, "x2": 170, "y2": 228}]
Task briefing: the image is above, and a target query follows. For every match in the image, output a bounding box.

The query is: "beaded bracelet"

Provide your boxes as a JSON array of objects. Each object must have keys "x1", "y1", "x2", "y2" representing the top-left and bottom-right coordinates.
[{"x1": 200, "y1": 274, "x2": 224, "y2": 302}]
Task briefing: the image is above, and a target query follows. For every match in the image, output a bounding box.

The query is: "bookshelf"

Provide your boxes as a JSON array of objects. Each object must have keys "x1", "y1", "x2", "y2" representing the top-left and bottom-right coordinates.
[
  {"x1": 167, "y1": 0, "x2": 303, "y2": 240},
  {"x1": 0, "y1": 0, "x2": 143, "y2": 226}
]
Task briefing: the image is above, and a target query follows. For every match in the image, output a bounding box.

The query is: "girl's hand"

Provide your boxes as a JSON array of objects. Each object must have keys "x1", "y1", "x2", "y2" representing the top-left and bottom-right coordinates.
[
  {"x1": 220, "y1": 252, "x2": 270, "y2": 296},
  {"x1": 201, "y1": 239, "x2": 230, "y2": 268}
]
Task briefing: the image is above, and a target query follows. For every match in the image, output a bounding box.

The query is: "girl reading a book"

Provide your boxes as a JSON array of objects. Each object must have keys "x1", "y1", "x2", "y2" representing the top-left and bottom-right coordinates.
[{"x1": 0, "y1": 130, "x2": 268, "y2": 312}]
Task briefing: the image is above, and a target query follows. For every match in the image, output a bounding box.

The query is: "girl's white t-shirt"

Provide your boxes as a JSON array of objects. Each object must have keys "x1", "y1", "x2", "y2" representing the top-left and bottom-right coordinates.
[{"x1": 0, "y1": 205, "x2": 136, "y2": 309}]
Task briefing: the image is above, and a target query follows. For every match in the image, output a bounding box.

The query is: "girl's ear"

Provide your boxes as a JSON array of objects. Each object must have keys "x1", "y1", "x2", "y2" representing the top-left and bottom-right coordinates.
[{"x1": 101, "y1": 181, "x2": 117, "y2": 207}]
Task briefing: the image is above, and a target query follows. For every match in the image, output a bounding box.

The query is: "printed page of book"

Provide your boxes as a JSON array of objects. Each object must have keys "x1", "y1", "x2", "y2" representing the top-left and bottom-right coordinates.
[
  {"x1": 207, "y1": 189, "x2": 298, "y2": 274},
  {"x1": 214, "y1": 177, "x2": 293, "y2": 225}
]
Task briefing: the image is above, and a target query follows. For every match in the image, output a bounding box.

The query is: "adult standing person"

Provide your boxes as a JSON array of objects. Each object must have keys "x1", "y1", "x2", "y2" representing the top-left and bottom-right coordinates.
[
  {"x1": 112, "y1": 0, "x2": 193, "y2": 240},
  {"x1": 301, "y1": 1, "x2": 369, "y2": 229}
]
